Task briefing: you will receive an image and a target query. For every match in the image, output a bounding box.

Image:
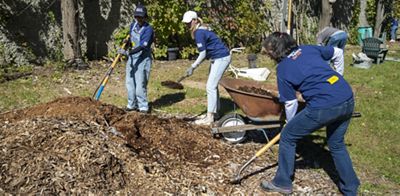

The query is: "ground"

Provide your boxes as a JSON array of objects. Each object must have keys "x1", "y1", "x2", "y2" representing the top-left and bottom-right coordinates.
[
  {"x1": 0, "y1": 96, "x2": 342, "y2": 195},
  {"x1": 1, "y1": 44, "x2": 400, "y2": 194}
]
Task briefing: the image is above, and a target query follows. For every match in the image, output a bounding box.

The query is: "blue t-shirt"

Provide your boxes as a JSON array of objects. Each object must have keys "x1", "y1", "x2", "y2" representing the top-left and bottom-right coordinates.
[
  {"x1": 194, "y1": 29, "x2": 230, "y2": 59},
  {"x1": 130, "y1": 22, "x2": 154, "y2": 50},
  {"x1": 392, "y1": 18, "x2": 398, "y2": 27},
  {"x1": 277, "y1": 45, "x2": 353, "y2": 109}
]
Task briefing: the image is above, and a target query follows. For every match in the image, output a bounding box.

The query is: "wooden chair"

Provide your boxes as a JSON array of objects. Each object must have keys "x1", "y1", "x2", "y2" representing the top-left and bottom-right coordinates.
[{"x1": 362, "y1": 37, "x2": 388, "y2": 64}]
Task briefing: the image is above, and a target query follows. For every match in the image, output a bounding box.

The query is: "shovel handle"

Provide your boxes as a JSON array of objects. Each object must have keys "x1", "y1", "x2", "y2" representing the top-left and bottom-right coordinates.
[
  {"x1": 177, "y1": 75, "x2": 188, "y2": 83},
  {"x1": 255, "y1": 133, "x2": 281, "y2": 157},
  {"x1": 253, "y1": 112, "x2": 359, "y2": 158},
  {"x1": 93, "y1": 35, "x2": 130, "y2": 100}
]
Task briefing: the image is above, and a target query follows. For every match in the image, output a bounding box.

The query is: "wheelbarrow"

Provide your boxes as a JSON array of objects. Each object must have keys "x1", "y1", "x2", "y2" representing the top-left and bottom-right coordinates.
[
  {"x1": 211, "y1": 77, "x2": 286, "y2": 143},
  {"x1": 212, "y1": 77, "x2": 362, "y2": 144},
  {"x1": 214, "y1": 77, "x2": 363, "y2": 184}
]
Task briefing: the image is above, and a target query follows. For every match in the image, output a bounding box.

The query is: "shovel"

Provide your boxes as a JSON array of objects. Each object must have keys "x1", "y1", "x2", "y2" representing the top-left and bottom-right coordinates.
[
  {"x1": 93, "y1": 35, "x2": 130, "y2": 100},
  {"x1": 230, "y1": 133, "x2": 281, "y2": 184},
  {"x1": 161, "y1": 73, "x2": 189, "y2": 90}
]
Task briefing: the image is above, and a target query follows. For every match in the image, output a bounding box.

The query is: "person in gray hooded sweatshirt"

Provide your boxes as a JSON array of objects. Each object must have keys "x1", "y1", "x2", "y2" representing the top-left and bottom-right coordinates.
[
  {"x1": 317, "y1": 27, "x2": 348, "y2": 50},
  {"x1": 316, "y1": 27, "x2": 347, "y2": 73}
]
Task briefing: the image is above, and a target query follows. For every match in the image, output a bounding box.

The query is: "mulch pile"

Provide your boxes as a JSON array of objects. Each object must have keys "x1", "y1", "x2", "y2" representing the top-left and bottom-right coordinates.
[
  {"x1": 238, "y1": 86, "x2": 277, "y2": 97},
  {"x1": 0, "y1": 96, "x2": 339, "y2": 194}
]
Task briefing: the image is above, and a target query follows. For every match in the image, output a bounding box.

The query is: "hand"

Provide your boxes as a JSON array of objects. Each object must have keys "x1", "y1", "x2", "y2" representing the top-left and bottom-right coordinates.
[
  {"x1": 117, "y1": 48, "x2": 129, "y2": 56},
  {"x1": 186, "y1": 66, "x2": 195, "y2": 76},
  {"x1": 123, "y1": 38, "x2": 130, "y2": 44}
]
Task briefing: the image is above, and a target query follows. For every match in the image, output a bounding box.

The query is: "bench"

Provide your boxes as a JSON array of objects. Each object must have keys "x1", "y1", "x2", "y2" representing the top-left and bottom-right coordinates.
[{"x1": 362, "y1": 37, "x2": 388, "y2": 64}]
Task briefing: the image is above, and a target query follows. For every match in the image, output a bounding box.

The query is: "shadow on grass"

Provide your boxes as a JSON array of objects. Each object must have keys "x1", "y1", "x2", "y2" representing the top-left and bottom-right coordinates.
[
  {"x1": 150, "y1": 92, "x2": 185, "y2": 109},
  {"x1": 218, "y1": 97, "x2": 237, "y2": 117}
]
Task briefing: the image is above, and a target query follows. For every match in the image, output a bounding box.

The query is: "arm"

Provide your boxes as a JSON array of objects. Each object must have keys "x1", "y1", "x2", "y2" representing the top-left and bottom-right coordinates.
[
  {"x1": 191, "y1": 50, "x2": 206, "y2": 68},
  {"x1": 331, "y1": 47, "x2": 344, "y2": 75},
  {"x1": 128, "y1": 26, "x2": 153, "y2": 55},
  {"x1": 277, "y1": 75, "x2": 299, "y2": 122},
  {"x1": 127, "y1": 45, "x2": 145, "y2": 55},
  {"x1": 190, "y1": 30, "x2": 207, "y2": 69},
  {"x1": 284, "y1": 99, "x2": 298, "y2": 122}
]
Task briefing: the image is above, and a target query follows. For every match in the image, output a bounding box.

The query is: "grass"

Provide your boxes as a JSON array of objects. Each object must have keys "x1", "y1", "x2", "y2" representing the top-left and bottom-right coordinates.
[
  {"x1": 344, "y1": 48, "x2": 400, "y2": 192},
  {"x1": 0, "y1": 43, "x2": 399, "y2": 194}
]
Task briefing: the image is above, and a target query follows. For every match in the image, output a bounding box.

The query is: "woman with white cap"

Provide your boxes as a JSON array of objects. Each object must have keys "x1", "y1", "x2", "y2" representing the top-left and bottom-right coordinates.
[
  {"x1": 118, "y1": 5, "x2": 154, "y2": 113},
  {"x1": 182, "y1": 10, "x2": 231, "y2": 125}
]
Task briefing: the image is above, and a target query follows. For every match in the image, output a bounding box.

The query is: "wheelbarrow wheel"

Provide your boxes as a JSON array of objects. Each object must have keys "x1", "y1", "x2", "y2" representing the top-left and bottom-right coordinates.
[{"x1": 217, "y1": 113, "x2": 247, "y2": 144}]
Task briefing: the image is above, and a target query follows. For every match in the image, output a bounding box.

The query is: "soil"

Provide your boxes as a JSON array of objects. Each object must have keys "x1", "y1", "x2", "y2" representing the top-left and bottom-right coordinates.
[
  {"x1": 0, "y1": 96, "x2": 343, "y2": 194},
  {"x1": 238, "y1": 86, "x2": 277, "y2": 97},
  {"x1": 161, "y1": 80, "x2": 184, "y2": 90}
]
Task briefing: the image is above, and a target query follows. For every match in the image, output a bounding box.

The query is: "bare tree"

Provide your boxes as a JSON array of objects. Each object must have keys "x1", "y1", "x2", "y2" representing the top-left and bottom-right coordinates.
[
  {"x1": 374, "y1": 0, "x2": 392, "y2": 37},
  {"x1": 359, "y1": 0, "x2": 369, "y2": 27},
  {"x1": 318, "y1": 0, "x2": 333, "y2": 30},
  {"x1": 61, "y1": 0, "x2": 87, "y2": 69}
]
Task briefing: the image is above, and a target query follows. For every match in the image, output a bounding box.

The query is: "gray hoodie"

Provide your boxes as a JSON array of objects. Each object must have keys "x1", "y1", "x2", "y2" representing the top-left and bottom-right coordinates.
[{"x1": 316, "y1": 27, "x2": 341, "y2": 46}]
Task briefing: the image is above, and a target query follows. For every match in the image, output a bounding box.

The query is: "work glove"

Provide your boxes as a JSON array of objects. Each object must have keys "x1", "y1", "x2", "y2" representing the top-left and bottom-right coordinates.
[
  {"x1": 117, "y1": 48, "x2": 129, "y2": 56},
  {"x1": 186, "y1": 66, "x2": 195, "y2": 76}
]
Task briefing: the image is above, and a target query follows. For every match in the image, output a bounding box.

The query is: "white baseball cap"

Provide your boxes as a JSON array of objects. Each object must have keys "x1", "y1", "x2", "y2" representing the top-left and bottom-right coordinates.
[{"x1": 182, "y1": 11, "x2": 197, "y2": 23}]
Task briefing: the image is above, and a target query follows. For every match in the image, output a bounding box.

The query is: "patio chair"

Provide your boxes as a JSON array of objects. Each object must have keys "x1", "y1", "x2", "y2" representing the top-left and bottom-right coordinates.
[{"x1": 362, "y1": 37, "x2": 388, "y2": 64}]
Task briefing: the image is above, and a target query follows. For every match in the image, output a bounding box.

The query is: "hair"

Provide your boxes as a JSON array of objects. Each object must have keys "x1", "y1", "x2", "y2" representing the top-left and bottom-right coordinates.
[
  {"x1": 262, "y1": 32, "x2": 298, "y2": 63},
  {"x1": 190, "y1": 17, "x2": 211, "y2": 39}
]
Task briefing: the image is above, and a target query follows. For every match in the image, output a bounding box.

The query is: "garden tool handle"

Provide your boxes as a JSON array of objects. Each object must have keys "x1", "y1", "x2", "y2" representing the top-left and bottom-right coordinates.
[
  {"x1": 93, "y1": 35, "x2": 130, "y2": 100},
  {"x1": 255, "y1": 133, "x2": 281, "y2": 157},
  {"x1": 109, "y1": 35, "x2": 130, "y2": 70},
  {"x1": 177, "y1": 74, "x2": 189, "y2": 83}
]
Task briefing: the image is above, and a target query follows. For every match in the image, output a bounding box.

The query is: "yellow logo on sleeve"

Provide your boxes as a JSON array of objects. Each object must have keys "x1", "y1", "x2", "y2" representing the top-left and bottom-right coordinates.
[{"x1": 327, "y1": 75, "x2": 339, "y2": 84}]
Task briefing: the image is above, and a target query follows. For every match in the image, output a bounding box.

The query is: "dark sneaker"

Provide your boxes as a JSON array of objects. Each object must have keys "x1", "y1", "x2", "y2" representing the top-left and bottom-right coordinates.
[
  {"x1": 260, "y1": 180, "x2": 292, "y2": 194},
  {"x1": 125, "y1": 107, "x2": 138, "y2": 112},
  {"x1": 214, "y1": 113, "x2": 221, "y2": 121}
]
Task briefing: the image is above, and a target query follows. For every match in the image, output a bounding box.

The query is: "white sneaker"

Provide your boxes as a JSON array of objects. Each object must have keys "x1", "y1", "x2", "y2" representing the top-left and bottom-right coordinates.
[
  {"x1": 194, "y1": 114, "x2": 207, "y2": 120},
  {"x1": 194, "y1": 113, "x2": 214, "y2": 125}
]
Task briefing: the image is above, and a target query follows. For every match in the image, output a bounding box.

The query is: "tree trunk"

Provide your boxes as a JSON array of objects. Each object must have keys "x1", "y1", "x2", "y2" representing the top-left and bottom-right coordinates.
[
  {"x1": 359, "y1": 0, "x2": 369, "y2": 27},
  {"x1": 61, "y1": 0, "x2": 87, "y2": 69},
  {"x1": 61, "y1": 0, "x2": 79, "y2": 61},
  {"x1": 318, "y1": 0, "x2": 332, "y2": 31},
  {"x1": 374, "y1": 0, "x2": 385, "y2": 37}
]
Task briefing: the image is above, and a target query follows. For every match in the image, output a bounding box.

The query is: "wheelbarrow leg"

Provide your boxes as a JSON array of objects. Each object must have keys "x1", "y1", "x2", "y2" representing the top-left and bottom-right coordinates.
[{"x1": 260, "y1": 129, "x2": 274, "y2": 155}]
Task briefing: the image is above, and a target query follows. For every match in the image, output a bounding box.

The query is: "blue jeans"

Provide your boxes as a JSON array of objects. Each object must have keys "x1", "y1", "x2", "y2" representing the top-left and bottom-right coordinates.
[
  {"x1": 327, "y1": 32, "x2": 348, "y2": 50},
  {"x1": 391, "y1": 26, "x2": 398, "y2": 40},
  {"x1": 125, "y1": 54, "x2": 152, "y2": 111},
  {"x1": 272, "y1": 98, "x2": 360, "y2": 196},
  {"x1": 206, "y1": 55, "x2": 231, "y2": 113}
]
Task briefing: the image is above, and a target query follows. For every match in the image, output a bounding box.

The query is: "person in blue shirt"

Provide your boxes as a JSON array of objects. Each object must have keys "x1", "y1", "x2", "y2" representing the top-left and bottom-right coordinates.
[
  {"x1": 390, "y1": 17, "x2": 398, "y2": 43},
  {"x1": 118, "y1": 5, "x2": 154, "y2": 113},
  {"x1": 260, "y1": 32, "x2": 359, "y2": 195},
  {"x1": 182, "y1": 11, "x2": 231, "y2": 125}
]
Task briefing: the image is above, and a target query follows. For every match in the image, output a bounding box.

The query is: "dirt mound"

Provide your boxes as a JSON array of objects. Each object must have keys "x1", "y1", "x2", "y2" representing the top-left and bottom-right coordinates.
[
  {"x1": 0, "y1": 96, "x2": 124, "y2": 124},
  {"x1": 0, "y1": 96, "x2": 339, "y2": 194}
]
